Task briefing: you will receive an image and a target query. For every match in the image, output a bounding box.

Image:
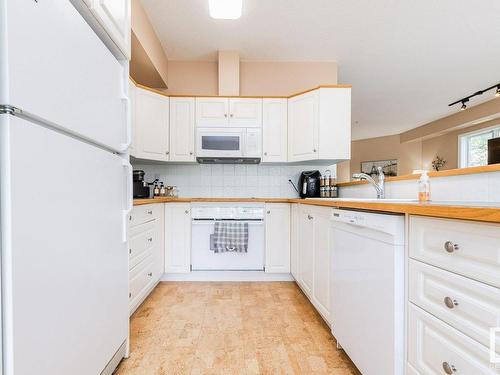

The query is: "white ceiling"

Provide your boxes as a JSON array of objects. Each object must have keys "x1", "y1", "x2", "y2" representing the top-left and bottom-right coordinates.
[{"x1": 140, "y1": 0, "x2": 500, "y2": 140}]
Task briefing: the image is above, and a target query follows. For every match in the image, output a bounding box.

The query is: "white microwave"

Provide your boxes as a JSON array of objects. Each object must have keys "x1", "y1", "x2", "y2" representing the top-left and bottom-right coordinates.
[{"x1": 196, "y1": 128, "x2": 262, "y2": 161}]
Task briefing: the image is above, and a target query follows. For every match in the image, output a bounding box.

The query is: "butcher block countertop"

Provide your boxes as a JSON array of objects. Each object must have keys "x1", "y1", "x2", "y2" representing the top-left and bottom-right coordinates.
[{"x1": 133, "y1": 197, "x2": 500, "y2": 224}]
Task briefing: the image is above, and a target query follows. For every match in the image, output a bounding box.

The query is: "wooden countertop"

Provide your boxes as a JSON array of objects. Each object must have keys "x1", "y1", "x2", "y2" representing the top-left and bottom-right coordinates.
[{"x1": 133, "y1": 197, "x2": 500, "y2": 224}]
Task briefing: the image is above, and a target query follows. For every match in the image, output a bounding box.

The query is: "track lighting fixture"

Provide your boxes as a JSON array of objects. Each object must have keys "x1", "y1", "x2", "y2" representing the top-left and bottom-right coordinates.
[{"x1": 449, "y1": 82, "x2": 500, "y2": 110}]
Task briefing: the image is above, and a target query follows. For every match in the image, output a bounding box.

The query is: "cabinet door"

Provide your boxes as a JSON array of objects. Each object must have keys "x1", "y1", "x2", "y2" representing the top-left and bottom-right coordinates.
[
  {"x1": 195, "y1": 98, "x2": 229, "y2": 127},
  {"x1": 170, "y1": 97, "x2": 195, "y2": 162},
  {"x1": 88, "y1": 0, "x2": 131, "y2": 59},
  {"x1": 312, "y1": 206, "x2": 331, "y2": 322},
  {"x1": 290, "y1": 204, "x2": 300, "y2": 280},
  {"x1": 164, "y1": 204, "x2": 191, "y2": 273},
  {"x1": 288, "y1": 91, "x2": 319, "y2": 162},
  {"x1": 129, "y1": 79, "x2": 137, "y2": 157},
  {"x1": 135, "y1": 88, "x2": 169, "y2": 161},
  {"x1": 262, "y1": 99, "x2": 287, "y2": 162},
  {"x1": 229, "y1": 98, "x2": 262, "y2": 127},
  {"x1": 298, "y1": 206, "x2": 314, "y2": 296},
  {"x1": 265, "y1": 204, "x2": 291, "y2": 273}
]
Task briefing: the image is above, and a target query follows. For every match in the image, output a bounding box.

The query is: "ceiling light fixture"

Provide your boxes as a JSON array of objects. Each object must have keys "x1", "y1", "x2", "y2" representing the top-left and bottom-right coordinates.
[
  {"x1": 449, "y1": 82, "x2": 500, "y2": 110},
  {"x1": 209, "y1": 0, "x2": 243, "y2": 19}
]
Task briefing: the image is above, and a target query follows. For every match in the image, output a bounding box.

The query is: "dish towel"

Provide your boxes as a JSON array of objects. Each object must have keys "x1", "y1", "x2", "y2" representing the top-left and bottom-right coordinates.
[{"x1": 211, "y1": 221, "x2": 249, "y2": 253}]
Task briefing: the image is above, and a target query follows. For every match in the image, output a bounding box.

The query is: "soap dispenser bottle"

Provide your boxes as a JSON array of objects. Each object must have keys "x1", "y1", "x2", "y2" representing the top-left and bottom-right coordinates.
[{"x1": 418, "y1": 171, "x2": 430, "y2": 202}]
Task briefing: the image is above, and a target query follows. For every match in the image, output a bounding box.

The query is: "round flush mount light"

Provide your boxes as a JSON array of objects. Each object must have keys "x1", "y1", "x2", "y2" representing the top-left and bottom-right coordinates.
[{"x1": 209, "y1": 0, "x2": 243, "y2": 19}]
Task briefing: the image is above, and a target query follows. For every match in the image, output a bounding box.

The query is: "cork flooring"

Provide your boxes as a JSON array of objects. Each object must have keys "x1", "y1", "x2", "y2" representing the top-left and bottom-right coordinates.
[{"x1": 115, "y1": 282, "x2": 361, "y2": 375}]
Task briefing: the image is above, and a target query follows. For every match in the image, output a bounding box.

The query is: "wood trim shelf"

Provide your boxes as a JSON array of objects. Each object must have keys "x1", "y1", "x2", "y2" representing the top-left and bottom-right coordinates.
[
  {"x1": 337, "y1": 164, "x2": 500, "y2": 187},
  {"x1": 130, "y1": 78, "x2": 352, "y2": 99}
]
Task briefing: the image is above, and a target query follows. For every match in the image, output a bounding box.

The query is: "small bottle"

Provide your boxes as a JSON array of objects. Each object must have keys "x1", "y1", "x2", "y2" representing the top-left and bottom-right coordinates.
[
  {"x1": 159, "y1": 183, "x2": 166, "y2": 197},
  {"x1": 418, "y1": 171, "x2": 430, "y2": 202},
  {"x1": 153, "y1": 184, "x2": 160, "y2": 197}
]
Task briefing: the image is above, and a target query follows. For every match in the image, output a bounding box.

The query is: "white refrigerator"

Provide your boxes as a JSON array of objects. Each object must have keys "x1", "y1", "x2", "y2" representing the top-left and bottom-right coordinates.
[{"x1": 0, "y1": 1, "x2": 131, "y2": 374}]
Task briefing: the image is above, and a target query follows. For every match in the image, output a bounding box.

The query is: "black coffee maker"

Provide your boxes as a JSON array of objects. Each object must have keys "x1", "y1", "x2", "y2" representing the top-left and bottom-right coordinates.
[
  {"x1": 133, "y1": 170, "x2": 151, "y2": 198},
  {"x1": 298, "y1": 170, "x2": 321, "y2": 198}
]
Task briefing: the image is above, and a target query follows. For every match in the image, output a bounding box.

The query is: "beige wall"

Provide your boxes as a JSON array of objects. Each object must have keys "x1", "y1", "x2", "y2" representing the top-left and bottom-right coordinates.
[
  {"x1": 131, "y1": 0, "x2": 169, "y2": 88},
  {"x1": 164, "y1": 60, "x2": 338, "y2": 96},
  {"x1": 337, "y1": 119, "x2": 500, "y2": 182}
]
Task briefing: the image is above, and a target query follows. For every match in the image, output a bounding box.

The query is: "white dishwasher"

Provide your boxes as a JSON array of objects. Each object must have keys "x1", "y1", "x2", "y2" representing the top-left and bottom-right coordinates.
[{"x1": 330, "y1": 209, "x2": 405, "y2": 375}]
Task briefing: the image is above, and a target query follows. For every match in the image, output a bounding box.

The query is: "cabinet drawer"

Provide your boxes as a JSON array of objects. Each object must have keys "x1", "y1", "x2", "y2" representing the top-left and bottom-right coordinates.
[
  {"x1": 129, "y1": 221, "x2": 157, "y2": 269},
  {"x1": 409, "y1": 216, "x2": 500, "y2": 288},
  {"x1": 408, "y1": 304, "x2": 500, "y2": 374},
  {"x1": 129, "y1": 254, "x2": 155, "y2": 308},
  {"x1": 129, "y1": 204, "x2": 161, "y2": 227},
  {"x1": 409, "y1": 259, "x2": 500, "y2": 349}
]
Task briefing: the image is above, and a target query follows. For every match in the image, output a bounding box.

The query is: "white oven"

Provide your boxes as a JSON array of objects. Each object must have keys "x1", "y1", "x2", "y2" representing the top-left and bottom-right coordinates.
[{"x1": 196, "y1": 127, "x2": 262, "y2": 160}]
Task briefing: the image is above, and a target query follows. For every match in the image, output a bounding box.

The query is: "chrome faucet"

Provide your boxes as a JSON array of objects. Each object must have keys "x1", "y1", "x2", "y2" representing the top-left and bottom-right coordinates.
[{"x1": 352, "y1": 167, "x2": 385, "y2": 199}]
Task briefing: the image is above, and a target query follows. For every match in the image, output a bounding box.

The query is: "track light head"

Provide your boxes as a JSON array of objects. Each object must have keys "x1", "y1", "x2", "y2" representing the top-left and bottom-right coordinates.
[
  {"x1": 496, "y1": 86, "x2": 500, "y2": 97},
  {"x1": 460, "y1": 100, "x2": 468, "y2": 111}
]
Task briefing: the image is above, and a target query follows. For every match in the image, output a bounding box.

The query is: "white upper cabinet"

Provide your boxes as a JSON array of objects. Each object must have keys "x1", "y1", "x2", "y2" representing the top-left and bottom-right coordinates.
[
  {"x1": 265, "y1": 203, "x2": 291, "y2": 273},
  {"x1": 134, "y1": 88, "x2": 169, "y2": 161},
  {"x1": 169, "y1": 98, "x2": 195, "y2": 162},
  {"x1": 195, "y1": 98, "x2": 229, "y2": 127},
  {"x1": 81, "y1": 0, "x2": 131, "y2": 59},
  {"x1": 229, "y1": 98, "x2": 263, "y2": 127},
  {"x1": 288, "y1": 91, "x2": 318, "y2": 161},
  {"x1": 195, "y1": 98, "x2": 262, "y2": 127},
  {"x1": 262, "y1": 99, "x2": 288, "y2": 162},
  {"x1": 288, "y1": 87, "x2": 351, "y2": 163}
]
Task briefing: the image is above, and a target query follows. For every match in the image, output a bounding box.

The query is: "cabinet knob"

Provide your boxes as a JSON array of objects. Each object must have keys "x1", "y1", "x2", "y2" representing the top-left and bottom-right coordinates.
[
  {"x1": 147, "y1": 272, "x2": 153, "y2": 277},
  {"x1": 189, "y1": 152, "x2": 193, "y2": 155},
  {"x1": 230, "y1": 113, "x2": 234, "y2": 118},
  {"x1": 129, "y1": 215, "x2": 132, "y2": 221},
  {"x1": 444, "y1": 296, "x2": 458, "y2": 309},
  {"x1": 307, "y1": 215, "x2": 313, "y2": 220},
  {"x1": 442, "y1": 362, "x2": 456, "y2": 374},
  {"x1": 313, "y1": 149, "x2": 317, "y2": 153},
  {"x1": 147, "y1": 237, "x2": 153, "y2": 242},
  {"x1": 129, "y1": 249, "x2": 132, "y2": 255},
  {"x1": 129, "y1": 292, "x2": 131, "y2": 298},
  {"x1": 444, "y1": 241, "x2": 459, "y2": 253},
  {"x1": 267, "y1": 210, "x2": 271, "y2": 214},
  {"x1": 264, "y1": 152, "x2": 268, "y2": 156},
  {"x1": 147, "y1": 210, "x2": 153, "y2": 215},
  {"x1": 166, "y1": 151, "x2": 170, "y2": 155},
  {"x1": 224, "y1": 113, "x2": 228, "y2": 118},
  {"x1": 185, "y1": 210, "x2": 189, "y2": 214}
]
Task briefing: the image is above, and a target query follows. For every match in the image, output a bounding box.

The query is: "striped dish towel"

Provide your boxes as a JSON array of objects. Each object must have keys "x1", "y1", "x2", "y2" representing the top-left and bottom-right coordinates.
[{"x1": 211, "y1": 221, "x2": 249, "y2": 253}]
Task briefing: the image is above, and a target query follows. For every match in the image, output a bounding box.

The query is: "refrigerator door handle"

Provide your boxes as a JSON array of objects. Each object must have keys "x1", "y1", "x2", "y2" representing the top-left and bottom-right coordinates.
[
  {"x1": 122, "y1": 159, "x2": 133, "y2": 242},
  {"x1": 119, "y1": 95, "x2": 131, "y2": 153}
]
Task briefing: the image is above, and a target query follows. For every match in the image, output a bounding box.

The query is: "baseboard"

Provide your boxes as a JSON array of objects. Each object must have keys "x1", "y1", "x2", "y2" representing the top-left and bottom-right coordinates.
[{"x1": 161, "y1": 270, "x2": 294, "y2": 282}]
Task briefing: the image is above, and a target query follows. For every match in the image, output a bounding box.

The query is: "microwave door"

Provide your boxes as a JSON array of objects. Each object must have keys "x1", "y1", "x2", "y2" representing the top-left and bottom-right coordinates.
[{"x1": 197, "y1": 129, "x2": 244, "y2": 157}]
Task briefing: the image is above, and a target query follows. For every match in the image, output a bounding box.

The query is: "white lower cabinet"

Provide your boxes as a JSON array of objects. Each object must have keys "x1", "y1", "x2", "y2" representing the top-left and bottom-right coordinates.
[
  {"x1": 164, "y1": 203, "x2": 191, "y2": 273},
  {"x1": 408, "y1": 304, "x2": 499, "y2": 375},
  {"x1": 264, "y1": 203, "x2": 291, "y2": 273},
  {"x1": 290, "y1": 204, "x2": 300, "y2": 279},
  {"x1": 128, "y1": 203, "x2": 164, "y2": 315},
  {"x1": 408, "y1": 215, "x2": 500, "y2": 374},
  {"x1": 294, "y1": 204, "x2": 331, "y2": 324}
]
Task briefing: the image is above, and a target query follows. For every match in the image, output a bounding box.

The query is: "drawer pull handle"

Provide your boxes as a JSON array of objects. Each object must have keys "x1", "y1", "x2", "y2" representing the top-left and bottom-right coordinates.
[
  {"x1": 444, "y1": 241, "x2": 459, "y2": 253},
  {"x1": 147, "y1": 210, "x2": 153, "y2": 215},
  {"x1": 442, "y1": 362, "x2": 456, "y2": 374},
  {"x1": 444, "y1": 296, "x2": 459, "y2": 309},
  {"x1": 147, "y1": 272, "x2": 153, "y2": 277},
  {"x1": 129, "y1": 249, "x2": 132, "y2": 254},
  {"x1": 147, "y1": 237, "x2": 153, "y2": 242}
]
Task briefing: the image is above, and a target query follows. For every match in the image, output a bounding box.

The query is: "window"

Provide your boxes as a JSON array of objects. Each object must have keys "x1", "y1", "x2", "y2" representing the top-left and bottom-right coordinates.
[{"x1": 459, "y1": 125, "x2": 500, "y2": 168}]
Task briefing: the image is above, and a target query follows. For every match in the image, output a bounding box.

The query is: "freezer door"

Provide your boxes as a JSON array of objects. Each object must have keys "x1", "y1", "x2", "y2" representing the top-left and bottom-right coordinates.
[
  {"x1": 0, "y1": 0, "x2": 128, "y2": 152},
  {"x1": 0, "y1": 116, "x2": 129, "y2": 375}
]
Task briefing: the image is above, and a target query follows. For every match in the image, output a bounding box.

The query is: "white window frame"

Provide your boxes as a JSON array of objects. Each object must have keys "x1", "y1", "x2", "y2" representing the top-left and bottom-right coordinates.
[{"x1": 458, "y1": 124, "x2": 500, "y2": 168}]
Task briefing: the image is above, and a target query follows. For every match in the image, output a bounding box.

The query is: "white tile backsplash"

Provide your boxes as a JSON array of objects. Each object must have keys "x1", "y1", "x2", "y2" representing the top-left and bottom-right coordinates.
[
  {"x1": 133, "y1": 163, "x2": 337, "y2": 198},
  {"x1": 339, "y1": 171, "x2": 500, "y2": 203}
]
